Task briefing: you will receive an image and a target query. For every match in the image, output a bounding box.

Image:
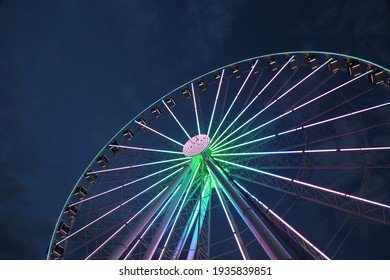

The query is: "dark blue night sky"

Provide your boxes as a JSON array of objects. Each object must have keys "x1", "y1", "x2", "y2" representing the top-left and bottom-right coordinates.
[{"x1": 0, "y1": 0, "x2": 389, "y2": 259}]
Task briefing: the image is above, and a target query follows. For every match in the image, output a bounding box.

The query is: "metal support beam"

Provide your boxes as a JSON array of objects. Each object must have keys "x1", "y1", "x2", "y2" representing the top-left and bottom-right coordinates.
[
  {"x1": 186, "y1": 177, "x2": 212, "y2": 260},
  {"x1": 171, "y1": 199, "x2": 200, "y2": 259},
  {"x1": 143, "y1": 165, "x2": 195, "y2": 260},
  {"x1": 204, "y1": 156, "x2": 292, "y2": 260},
  {"x1": 108, "y1": 163, "x2": 191, "y2": 259}
]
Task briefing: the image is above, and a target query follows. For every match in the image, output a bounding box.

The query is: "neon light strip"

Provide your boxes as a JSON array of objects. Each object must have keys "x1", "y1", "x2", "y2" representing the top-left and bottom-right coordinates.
[
  {"x1": 124, "y1": 182, "x2": 184, "y2": 260},
  {"x1": 135, "y1": 120, "x2": 183, "y2": 147},
  {"x1": 213, "y1": 69, "x2": 371, "y2": 152},
  {"x1": 158, "y1": 163, "x2": 201, "y2": 259},
  {"x1": 217, "y1": 158, "x2": 390, "y2": 210},
  {"x1": 214, "y1": 101, "x2": 390, "y2": 153},
  {"x1": 171, "y1": 199, "x2": 200, "y2": 259},
  {"x1": 109, "y1": 144, "x2": 182, "y2": 155},
  {"x1": 210, "y1": 173, "x2": 248, "y2": 259},
  {"x1": 191, "y1": 83, "x2": 201, "y2": 135},
  {"x1": 213, "y1": 146, "x2": 390, "y2": 157},
  {"x1": 207, "y1": 69, "x2": 225, "y2": 136},
  {"x1": 210, "y1": 60, "x2": 262, "y2": 148},
  {"x1": 87, "y1": 157, "x2": 187, "y2": 175},
  {"x1": 85, "y1": 186, "x2": 167, "y2": 260},
  {"x1": 57, "y1": 169, "x2": 181, "y2": 245},
  {"x1": 209, "y1": 60, "x2": 258, "y2": 145},
  {"x1": 162, "y1": 100, "x2": 191, "y2": 139},
  {"x1": 69, "y1": 160, "x2": 189, "y2": 207},
  {"x1": 293, "y1": 71, "x2": 373, "y2": 112},
  {"x1": 186, "y1": 177, "x2": 212, "y2": 260},
  {"x1": 213, "y1": 134, "x2": 276, "y2": 153},
  {"x1": 234, "y1": 180, "x2": 330, "y2": 260},
  {"x1": 211, "y1": 56, "x2": 297, "y2": 149}
]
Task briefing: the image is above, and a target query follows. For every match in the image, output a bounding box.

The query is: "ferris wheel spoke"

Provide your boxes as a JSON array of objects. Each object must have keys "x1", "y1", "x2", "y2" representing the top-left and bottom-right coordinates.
[
  {"x1": 301, "y1": 86, "x2": 375, "y2": 128},
  {"x1": 69, "y1": 160, "x2": 189, "y2": 207},
  {"x1": 171, "y1": 199, "x2": 201, "y2": 259},
  {"x1": 217, "y1": 158, "x2": 390, "y2": 224},
  {"x1": 109, "y1": 163, "x2": 192, "y2": 259},
  {"x1": 214, "y1": 101, "x2": 390, "y2": 153},
  {"x1": 86, "y1": 157, "x2": 187, "y2": 175},
  {"x1": 161, "y1": 99, "x2": 191, "y2": 139},
  {"x1": 214, "y1": 146, "x2": 390, "y2": 157},
  {"x1": 190, "y1": 83, "x2": 202, "y2": 135},
  {"x1": 85, "y1": 186, "x2": 168, "y2": 259},
  {"x1": 293, "y1": 70, "x2": 373, "y2": 112},
  {"x1": 209, "y1": 60, "x2": 259, "y2": 146},
  {"x1": 285, "y1": 71, "x2": 335, "y2": 112},
  {"x1": 158, "y1": 163, "x2": 201, "y2": 259},
  {"x1": 212, "y1": 57, "x2": 329, "y2": 150},
  {"x1": 207, "y1": 69, "x2": 225, "y2": 136},
  {"x1": 205, "y1": 156, "x2": 292, "y2": 260},
  {"x1": 57, "y1": 169, "x2": 181, "y2": 246},
  {"x1": 241, "y1": 69, "x2": 264, "y2": 109},
  {"x1": 213, "y1": 69, "x2": 373, "y2": 152},
  {"x1": 127, "y1": 173, "x2": 189, "y2": 260},
  {"x1": 186, "y1": 178, "x2": 212, "y2": 260},
  {"x1": 143, "y1": 162, "x2": 200, "y2": 260},
  {"x1": 279, "y1": 101, "x2": 390, "y2": 135},
  {"x1": 235, "y1": 180, "x2": 330, "y2": 260},
  {"x1": 135, "y1": 120, "x2": 183, "y2": 147},
  {"x1": 210, "y1": 173, "x2": 250, "y2": 260},
  {"x1": 109, "y1": 144, "x2": 182, "y2": 155},
  {"x1": 171, "y1": 179, "x2": 209, "y2": 260},
  {"x1": 276, "y1": 120, "x2": 390, "y2": 153},
  {"x1": 210, "y1": 59, "x2": 260, "y2": 146}
]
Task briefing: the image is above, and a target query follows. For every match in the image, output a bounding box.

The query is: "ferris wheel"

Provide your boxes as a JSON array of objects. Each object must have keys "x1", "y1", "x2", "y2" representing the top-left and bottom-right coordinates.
[{"x1": 48, "y1": 51, "x2": 390, "y2": 260}]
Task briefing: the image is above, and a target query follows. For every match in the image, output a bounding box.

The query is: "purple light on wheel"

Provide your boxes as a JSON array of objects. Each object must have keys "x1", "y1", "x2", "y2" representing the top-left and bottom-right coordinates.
[{"x1": 183, "y1": 134, "x2": 210, "y2": 157}]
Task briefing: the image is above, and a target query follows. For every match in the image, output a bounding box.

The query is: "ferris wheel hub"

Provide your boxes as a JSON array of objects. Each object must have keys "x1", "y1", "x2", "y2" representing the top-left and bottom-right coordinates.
[{"x1": 183, "y1": 134, "x2": 210, "y2": 157}]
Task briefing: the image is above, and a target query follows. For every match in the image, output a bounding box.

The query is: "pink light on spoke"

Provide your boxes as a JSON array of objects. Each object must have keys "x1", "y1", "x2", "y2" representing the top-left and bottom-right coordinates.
[
  {"x1": 234, "y1": 180, "x2": 330, "y2": 260},
  {"x1": 135, "y1": 120, "x2": 183, "y2": 147},
  {"x1": 109, "y1": 144, "x2": 182, "y2": 155},
  {"x1": 217, "y1": 158, "x2": 390, "y2": 210},
  {"x1": 213, "y1": 146, "x2": 390, "y2": 157},
  {"x1": 69, "y1": 160, "x2": 189, "y2": 207},
  {"x1": 86, "y1": 157, "x2": 187, "y2": 175},
  {"x1": 85, "y1": 187, "x2": 167, "y2": 260}
]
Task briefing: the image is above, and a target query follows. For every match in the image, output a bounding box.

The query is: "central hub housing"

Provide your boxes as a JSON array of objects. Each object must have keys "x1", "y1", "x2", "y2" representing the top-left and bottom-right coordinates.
[{"x1": 183, "y1": 134, "x2": 210, "y2": 157}]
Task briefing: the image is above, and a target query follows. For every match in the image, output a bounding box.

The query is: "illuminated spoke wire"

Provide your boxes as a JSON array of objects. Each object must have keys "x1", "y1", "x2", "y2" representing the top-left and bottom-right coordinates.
[
  {"x1": 213, "y1": 58, "x2": 333, "y2": 150},
  {"x1": 125, "y1": 179, "x2": 186, "y2": 260},
  {"x1": 213, "y1": 146, "x2": 390, "y2": 157},
  {"x1": 135, "y1": 120, "x2": 183, "y2": 147},
  {"x1": 158, "y1": 163, "x2": 201, "y2": 259},
  {"x1": 213, "y1": 69, "x2": 372, "y2": 152},
  {"x1": 85, "y1": 186, "x2": 168, "y2": 260},
  {"x1": 215, "y1": 101, "x2": 390, "y2": 153},
  {"x1": 191, "y1": 83, "x2": 201, "y2": 135},
  {"x1": 69, "y1": 160, "x2": 189, "y2": 207},
  {"x1": 86, "y1": 157, "x2": 187, "y2": 175},
  {"x1": 109, "y1": 144, "x2": 182, "y2": 155},
  {"x1": 57, "y1": 169, "x2": 181, "y2": 245},
  {"x1": 209, "y1": 60, "x2": 259, "y2": 145},
  {"x1": 211, "y1": 56, "x2": 296, "y2": 149},
  {"x1": 162, "y1": 99, "x2": 191, "y2": 139},
  {"x1": 235, "y1": 180, "x2": 330, "y2": 260},
  {"x1": 278, "y1": 102, "x2": 390, "y2": 135},
  {"x1": 216, "y1": 158, "x2": 390, "y2": 210},
  {"x1": 207, "y1": 69, "x2": 225, "y2": 136},
  {"x1": 210, "y1": 172, "x2": 249, "y2": 260}
]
